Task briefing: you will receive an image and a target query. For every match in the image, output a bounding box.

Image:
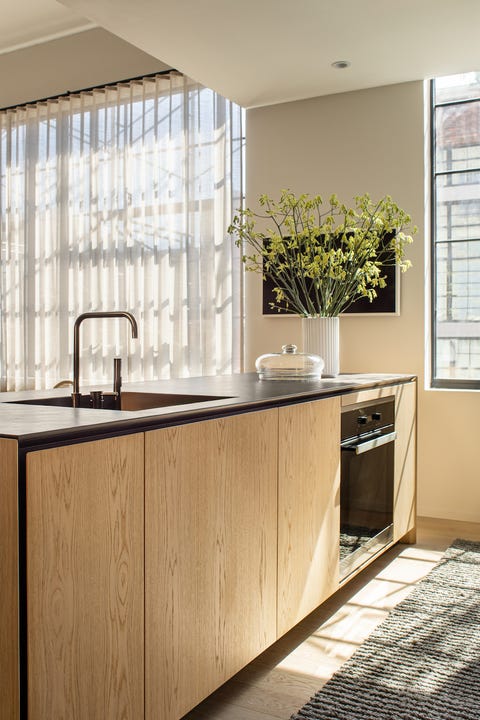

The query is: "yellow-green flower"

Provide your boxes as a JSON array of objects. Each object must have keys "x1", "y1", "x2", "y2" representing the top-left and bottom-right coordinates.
[{"x1": 228, "y1": 190, "x2": 416, "y2": 316}]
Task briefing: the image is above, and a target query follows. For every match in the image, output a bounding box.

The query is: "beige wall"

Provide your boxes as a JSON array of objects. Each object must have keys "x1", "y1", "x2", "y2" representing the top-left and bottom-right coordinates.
[
  {"x1": 0, "y1": 28, "x2": 169, "y2": 108},
  {"x1": 245, "y1": 81, "x2": 480, "y2": 523}
]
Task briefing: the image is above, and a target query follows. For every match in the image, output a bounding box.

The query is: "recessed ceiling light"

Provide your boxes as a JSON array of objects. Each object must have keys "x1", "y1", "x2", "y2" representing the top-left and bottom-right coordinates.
[{"x1": 331, "y1": 60, "x2": 351, "y2": 70}]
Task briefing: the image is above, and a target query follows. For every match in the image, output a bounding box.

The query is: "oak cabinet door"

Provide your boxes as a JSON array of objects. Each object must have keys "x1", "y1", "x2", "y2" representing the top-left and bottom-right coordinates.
[
  {"x1": 393, "y1": 381, "x2": 417, "y2": 542},
  {"x1": 145, "y1": 409, "x2": 278, "y2": 720},
  {"x1": 278, "y1": 397, "x2": 341, "y2": 637},
  {"x1": 26, "y1": 434, "x2": 144, "y2": 720}
]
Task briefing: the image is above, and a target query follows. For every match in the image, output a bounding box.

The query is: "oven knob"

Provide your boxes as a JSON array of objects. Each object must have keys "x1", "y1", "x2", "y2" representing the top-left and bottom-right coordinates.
[
  {"x1": 357, "y1": 415, "x2": 368, "y2": 425},
  {"x1": 372, "y1": 412, "x2": 382, "y2": 421}
]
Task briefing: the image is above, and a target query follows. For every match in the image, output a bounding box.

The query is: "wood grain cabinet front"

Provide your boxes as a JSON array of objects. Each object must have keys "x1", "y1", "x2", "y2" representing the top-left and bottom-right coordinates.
[
  {"x1": 144, "y1": 409, "x2": 278, "y2": 720},
  {"x1": 392, "y1": 381, "x2": 417, "y2": 542},
  {"x1": 9, "y1": 382, "x2": 415, "y2": 720},
  {"x1": 277, "y1": 397, "x2": 341, "y2": 637},
  {"x1": 26, "y1": 434, "x2": 145, "y2": 720}
]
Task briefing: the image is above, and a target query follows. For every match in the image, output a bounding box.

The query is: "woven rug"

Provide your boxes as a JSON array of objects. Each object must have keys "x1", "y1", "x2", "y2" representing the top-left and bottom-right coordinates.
[{"x1": 291, "y1": 539, "x2": 480, "y2": 720}]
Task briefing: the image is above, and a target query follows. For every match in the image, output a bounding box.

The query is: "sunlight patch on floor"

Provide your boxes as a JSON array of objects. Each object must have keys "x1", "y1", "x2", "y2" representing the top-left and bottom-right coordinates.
[
  {"x1": 374, "y1": 552, "x2": 440, "y2": 583},
  {"x1": 276, "y1": 545, "x2": 442, "y2": 681}
]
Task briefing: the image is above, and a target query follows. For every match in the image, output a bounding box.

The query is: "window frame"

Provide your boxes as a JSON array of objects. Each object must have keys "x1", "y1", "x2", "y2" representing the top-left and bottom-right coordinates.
[{"x1": 430, "y1": 78, "x2": 480, "y2": 390}]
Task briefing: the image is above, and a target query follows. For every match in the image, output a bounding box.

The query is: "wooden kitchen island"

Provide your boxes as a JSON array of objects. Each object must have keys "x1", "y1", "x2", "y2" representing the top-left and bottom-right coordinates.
[{"x1": 0, "y1": 373, "x2": 416, "y2": 720}]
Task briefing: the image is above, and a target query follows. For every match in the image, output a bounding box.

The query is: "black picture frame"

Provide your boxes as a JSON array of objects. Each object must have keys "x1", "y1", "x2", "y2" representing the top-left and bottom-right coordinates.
[{"x1": 261, "y1": 234, "x2": 399, "y2": 316}]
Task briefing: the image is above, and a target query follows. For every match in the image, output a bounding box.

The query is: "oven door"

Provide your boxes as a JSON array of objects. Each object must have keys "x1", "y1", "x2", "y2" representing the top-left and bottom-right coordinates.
[{"x1": 340, "y1": 430, "x2": 396, "y2": 580}]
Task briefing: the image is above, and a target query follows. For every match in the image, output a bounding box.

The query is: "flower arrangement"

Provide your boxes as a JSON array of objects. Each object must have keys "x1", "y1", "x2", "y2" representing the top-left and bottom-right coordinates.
[{"x1": 228, "y1": 190, "x2": 416, "y2": 317}]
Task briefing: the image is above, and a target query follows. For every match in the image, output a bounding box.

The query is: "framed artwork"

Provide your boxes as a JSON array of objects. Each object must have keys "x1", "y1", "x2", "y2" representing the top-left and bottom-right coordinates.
[
  {"x1": 262, "y1": 263, "x2": 399, "y2": 315},
  {"x1": 261, "y1": 234, "x2": 400, "y2": 316}
]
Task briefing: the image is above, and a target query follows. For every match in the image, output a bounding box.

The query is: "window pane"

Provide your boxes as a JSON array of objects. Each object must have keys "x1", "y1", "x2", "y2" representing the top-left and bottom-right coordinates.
[
  {"x1": 436, "y1": 338, "x2": 480, "y2": 380},
  {"x1": 435, "y1": 102, "x2": 480, "y2": 173},
  {"x1": 435, "y1": 174, "x2": 480, "y2": 242},
  {"x1": 435, "y1": 240, "x2": 480, "y2": 323},
  {"x1": 435, "y1": 72, "x2": 480, "y2": 104},
  {"x1": 435, "y1": 240, "x2": 480, "y2": 381}
]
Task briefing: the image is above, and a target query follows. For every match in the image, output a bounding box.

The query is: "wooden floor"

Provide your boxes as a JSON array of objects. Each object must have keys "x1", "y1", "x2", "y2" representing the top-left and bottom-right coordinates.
[{"x1": 183, "y1": 517, "x2": 480, "y2": 720}]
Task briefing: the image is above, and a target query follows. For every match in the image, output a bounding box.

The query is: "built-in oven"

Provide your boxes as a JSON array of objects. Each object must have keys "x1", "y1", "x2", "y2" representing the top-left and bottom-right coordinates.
[{"x1": 339, "y1": 395, "x2": 396, "y2": 580}]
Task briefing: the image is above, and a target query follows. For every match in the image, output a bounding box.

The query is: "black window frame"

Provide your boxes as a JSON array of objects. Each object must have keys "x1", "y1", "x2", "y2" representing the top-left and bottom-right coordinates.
[{"x1": 430, "y1": 78, "x2": 480, "y2": 390}]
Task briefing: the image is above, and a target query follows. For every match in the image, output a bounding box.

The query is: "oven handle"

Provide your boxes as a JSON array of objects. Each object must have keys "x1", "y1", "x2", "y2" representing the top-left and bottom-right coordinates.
[{"x1": 341, "y1": 430, "x2": 397, "y2": 455}]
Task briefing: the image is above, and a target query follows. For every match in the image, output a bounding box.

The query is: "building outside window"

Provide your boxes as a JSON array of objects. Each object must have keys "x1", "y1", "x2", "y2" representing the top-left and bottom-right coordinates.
[{"x1": 431, "y1": 72, "x2": 480, "y2": 388}]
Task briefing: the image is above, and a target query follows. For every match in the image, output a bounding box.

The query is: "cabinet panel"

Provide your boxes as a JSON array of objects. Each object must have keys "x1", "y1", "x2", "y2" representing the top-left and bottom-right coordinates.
[
  {"x1": 278, "y1": 398, "x2": 341, "y2": 637},
  {"x1": 0, "y1": 439, "x2": 19, "y2": 720},
  {"x1": 26, "y1": 434, "x2": 144, "y2": 720},
  {"x1": 145, "y1": 410, "x2": 278, "y2": 720},
  {"x1": 393, "y1": 381, "x2": 417, "y2": 542}
]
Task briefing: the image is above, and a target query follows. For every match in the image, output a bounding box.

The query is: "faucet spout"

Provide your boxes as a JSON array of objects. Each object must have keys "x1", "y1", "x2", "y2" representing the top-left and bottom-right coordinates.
[{"x1": 72, "y1": 311, "x2": 138, "y2": 407}]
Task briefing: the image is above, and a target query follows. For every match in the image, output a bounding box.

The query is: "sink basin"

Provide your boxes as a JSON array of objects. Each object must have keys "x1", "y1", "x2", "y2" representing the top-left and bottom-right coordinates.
[
  {"x1": 7, "y1": 391, "x2": 232, "y2": 412},
  {"x1": 119, "y1": 392, "x2": 232, "y2": 411}
]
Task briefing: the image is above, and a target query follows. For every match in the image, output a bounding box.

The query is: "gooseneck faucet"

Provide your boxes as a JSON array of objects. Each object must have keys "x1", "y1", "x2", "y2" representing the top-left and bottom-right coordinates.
[{"x1": 72, "y1": 311, "x2": 138, "y2": 408}]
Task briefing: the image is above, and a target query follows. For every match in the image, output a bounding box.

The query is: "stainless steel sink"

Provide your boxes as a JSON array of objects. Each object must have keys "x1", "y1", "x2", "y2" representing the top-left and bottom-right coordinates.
[{"x1": 7, "y1": 391, "x2": 232, "y2": 411}]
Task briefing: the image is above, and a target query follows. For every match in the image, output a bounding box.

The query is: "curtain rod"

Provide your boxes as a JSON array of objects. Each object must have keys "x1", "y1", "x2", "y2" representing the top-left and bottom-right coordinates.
[{"x1": 0, "y1": 68, "x2": 180, "y2": 113}]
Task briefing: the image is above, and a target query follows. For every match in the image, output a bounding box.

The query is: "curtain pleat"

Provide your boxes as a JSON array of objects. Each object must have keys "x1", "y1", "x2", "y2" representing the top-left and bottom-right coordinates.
[{"x1": 0, "y1": 73, "x2": 244, "y2": 391}]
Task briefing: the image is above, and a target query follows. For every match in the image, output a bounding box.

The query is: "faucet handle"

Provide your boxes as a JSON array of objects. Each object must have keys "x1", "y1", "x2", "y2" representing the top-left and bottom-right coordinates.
[{"x1": 113, "y1": 357, "x2": 122, "y2": 396}]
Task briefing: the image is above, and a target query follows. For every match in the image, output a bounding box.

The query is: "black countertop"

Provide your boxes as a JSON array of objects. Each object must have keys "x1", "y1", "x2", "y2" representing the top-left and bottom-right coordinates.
[{"x1": 0, "y1": 372, "x2": 415, "y2": 448}]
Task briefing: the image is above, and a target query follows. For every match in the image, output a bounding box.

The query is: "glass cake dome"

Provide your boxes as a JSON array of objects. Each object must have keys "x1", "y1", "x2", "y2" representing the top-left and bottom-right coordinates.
[{"x1": 255, "y1": 344, "x2": 324, "y2": 380}]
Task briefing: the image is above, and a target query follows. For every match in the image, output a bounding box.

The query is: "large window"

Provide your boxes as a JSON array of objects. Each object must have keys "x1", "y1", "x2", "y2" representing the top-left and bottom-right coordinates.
[
  {"x1": 431, "y1": 73, "x2": 480, "y2": 388},
  {"x1": 0, "y1": 72, "x2": 244, "y2": 391}
]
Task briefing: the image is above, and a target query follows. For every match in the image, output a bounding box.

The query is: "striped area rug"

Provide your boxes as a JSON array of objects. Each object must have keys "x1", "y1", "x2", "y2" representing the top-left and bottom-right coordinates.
[{"x1": 291, "y1": 539, "x2": 480, "y2": 720}]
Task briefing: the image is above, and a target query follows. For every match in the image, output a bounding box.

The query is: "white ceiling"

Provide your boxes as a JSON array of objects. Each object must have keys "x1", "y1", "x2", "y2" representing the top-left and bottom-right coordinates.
[
  {"x1": 0, "y1": 0, "x2": 94, "y2": 55},
  {"x1": 5, "y1": 0, "x2": 480, "y2": 108}
]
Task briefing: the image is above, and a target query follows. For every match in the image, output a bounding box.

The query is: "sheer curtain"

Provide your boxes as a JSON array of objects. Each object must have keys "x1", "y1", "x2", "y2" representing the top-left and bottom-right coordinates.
[{"x1": 0, "y1": 72, "x2": 244, "y2": 391}]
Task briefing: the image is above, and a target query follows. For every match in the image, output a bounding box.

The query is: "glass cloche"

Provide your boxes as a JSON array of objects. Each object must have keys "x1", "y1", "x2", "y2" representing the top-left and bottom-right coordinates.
[{"x1": 255, "y1": 344, "x2": 324, "y2": 380}]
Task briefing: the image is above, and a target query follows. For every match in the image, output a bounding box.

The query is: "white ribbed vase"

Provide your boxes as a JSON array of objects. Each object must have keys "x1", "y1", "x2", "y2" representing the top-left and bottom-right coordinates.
[{"x1": 302, "y1": 316, "x2": 340, "y2": 378}]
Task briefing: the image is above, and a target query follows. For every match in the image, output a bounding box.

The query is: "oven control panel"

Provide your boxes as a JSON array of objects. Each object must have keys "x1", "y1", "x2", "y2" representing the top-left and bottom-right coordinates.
[{"x1": 341, "y1": 396, "x2": 395, "y2": 441}]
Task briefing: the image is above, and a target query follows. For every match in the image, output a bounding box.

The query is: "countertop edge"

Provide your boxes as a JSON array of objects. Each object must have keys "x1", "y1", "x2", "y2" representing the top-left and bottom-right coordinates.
[{"x1": 0, "y1": 373, "x2": 417, "y2": 450}]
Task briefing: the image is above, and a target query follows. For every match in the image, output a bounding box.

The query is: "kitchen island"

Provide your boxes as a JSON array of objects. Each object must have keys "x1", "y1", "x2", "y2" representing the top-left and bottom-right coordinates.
[{"x1": 0, "y1": 372, "x2": 416, "y2": 720}]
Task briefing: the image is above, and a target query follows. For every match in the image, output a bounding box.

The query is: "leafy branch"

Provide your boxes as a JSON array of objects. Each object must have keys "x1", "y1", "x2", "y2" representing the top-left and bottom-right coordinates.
[{"x1": 228, "y1": 190, "x2": 416, "y2": 317}]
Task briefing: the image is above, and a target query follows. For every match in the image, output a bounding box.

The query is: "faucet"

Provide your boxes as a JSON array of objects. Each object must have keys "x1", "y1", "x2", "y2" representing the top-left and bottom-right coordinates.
[{"x1": 72, "y1": 311, "x2": 138, "y2": 408}]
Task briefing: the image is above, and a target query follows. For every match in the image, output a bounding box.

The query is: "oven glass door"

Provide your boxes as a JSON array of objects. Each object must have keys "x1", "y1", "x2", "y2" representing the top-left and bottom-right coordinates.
[{"x1": 340, "y1": 432, "x2": 394, "y2": 579}]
